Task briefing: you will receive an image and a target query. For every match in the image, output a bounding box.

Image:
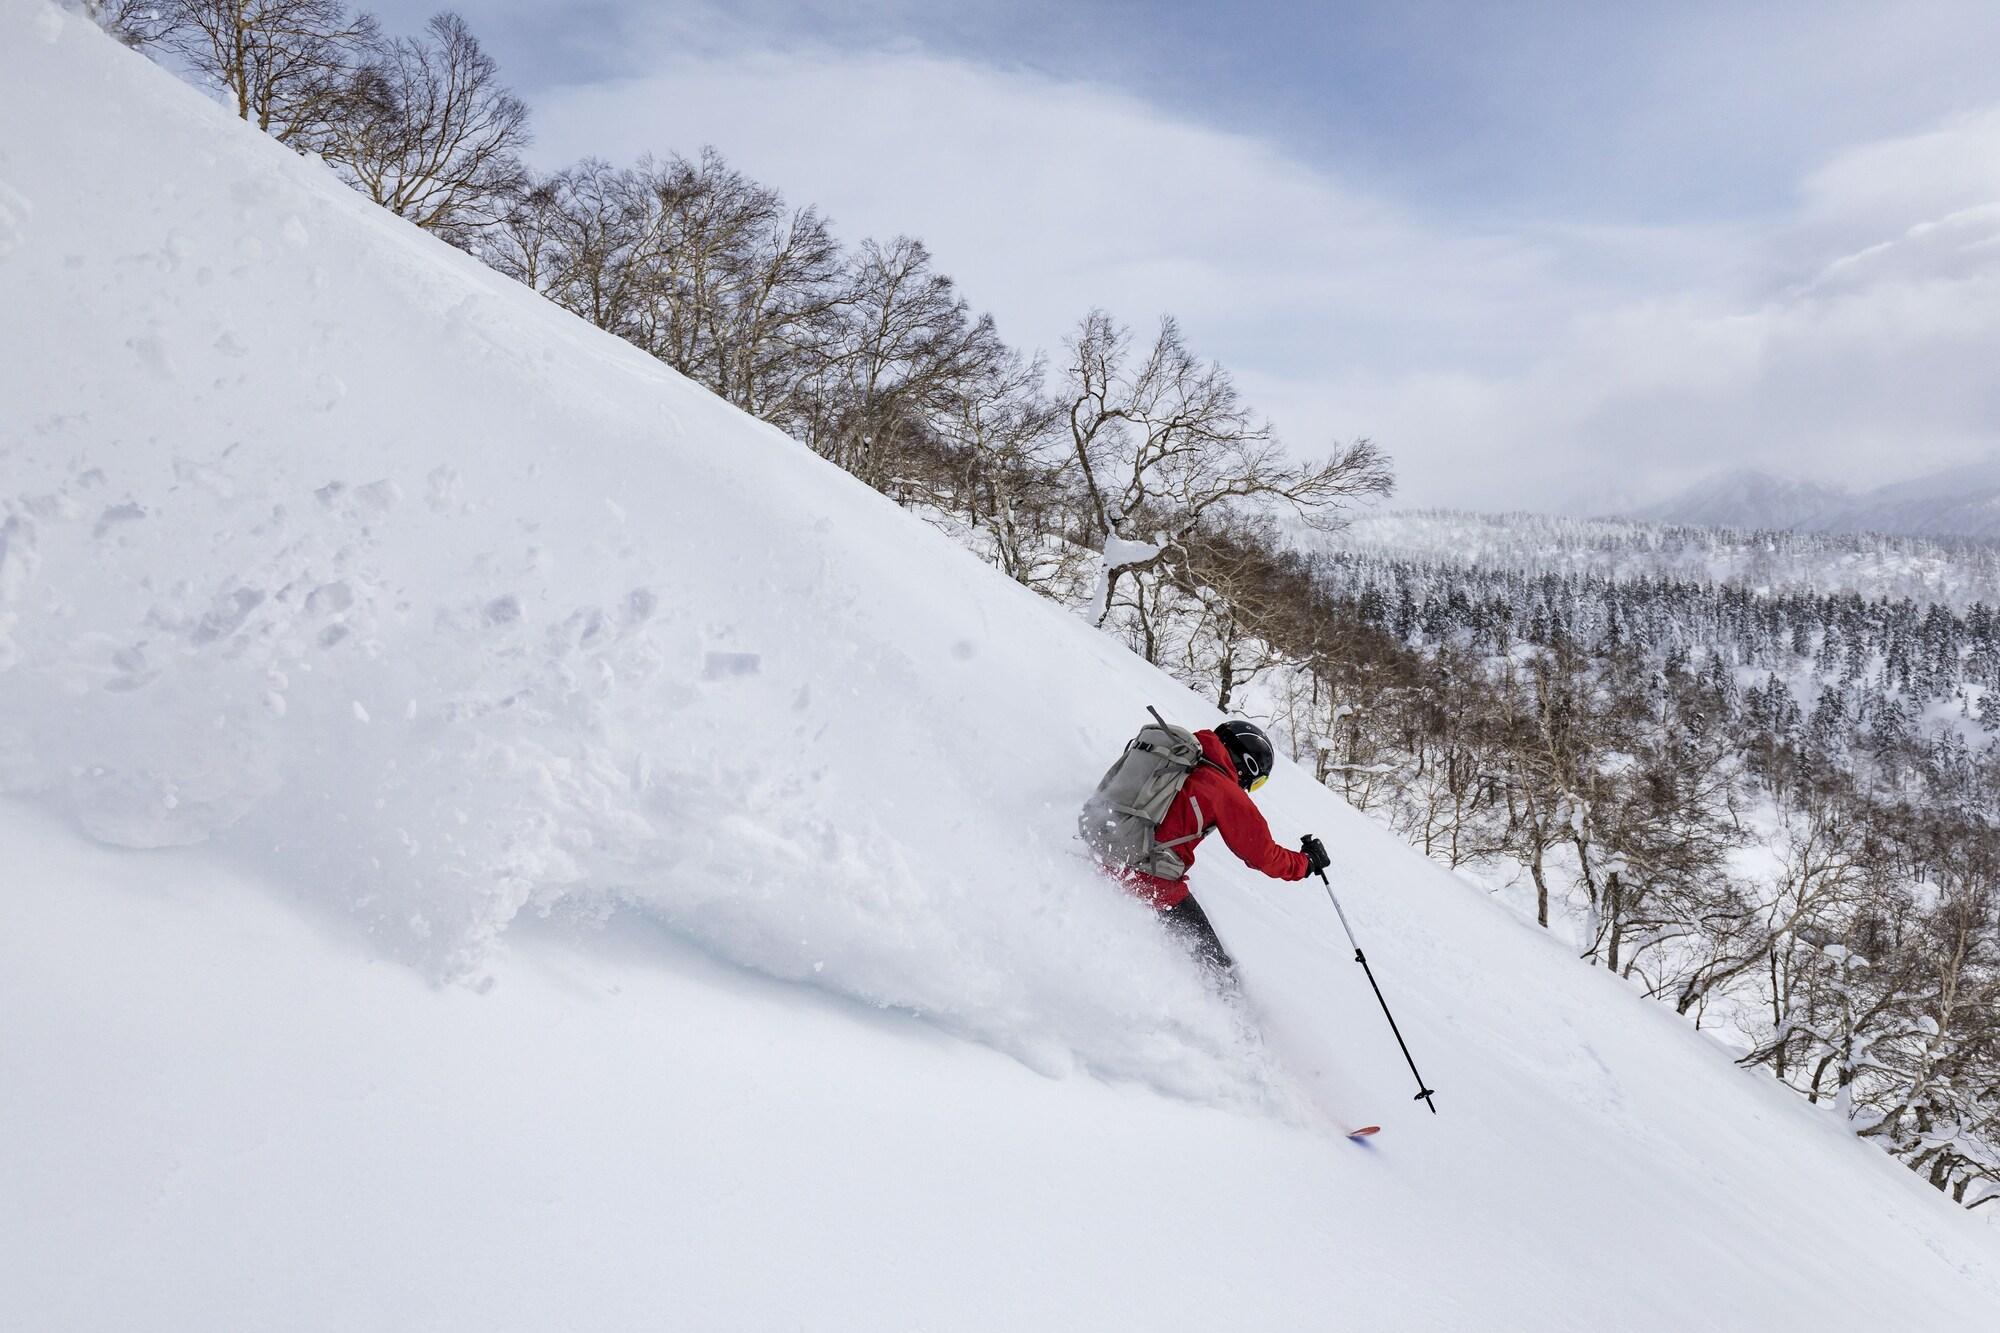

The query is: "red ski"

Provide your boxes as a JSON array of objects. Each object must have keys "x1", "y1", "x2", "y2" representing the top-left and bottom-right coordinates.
[{"x1": 1347, "y1": 1125, "x2": 1381, "y2": 1140}]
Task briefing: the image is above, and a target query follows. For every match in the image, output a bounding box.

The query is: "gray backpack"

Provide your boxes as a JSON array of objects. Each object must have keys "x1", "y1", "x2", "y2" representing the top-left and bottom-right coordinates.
[{"x1": 1078, "y1": 709, "x2": 1215, "y2": 881}]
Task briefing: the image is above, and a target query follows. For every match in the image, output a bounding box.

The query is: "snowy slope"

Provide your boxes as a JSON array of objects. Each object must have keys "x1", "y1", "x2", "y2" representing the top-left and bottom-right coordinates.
[{"x1": 4, "y1": 6, "x2": 1999, "y2": 1329}]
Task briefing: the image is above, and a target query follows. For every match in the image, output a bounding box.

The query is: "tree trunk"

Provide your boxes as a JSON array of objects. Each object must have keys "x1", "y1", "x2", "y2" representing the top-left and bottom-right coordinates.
[{"x1": 1529, "y1": 838, "x2": 1549, "y2": 928}]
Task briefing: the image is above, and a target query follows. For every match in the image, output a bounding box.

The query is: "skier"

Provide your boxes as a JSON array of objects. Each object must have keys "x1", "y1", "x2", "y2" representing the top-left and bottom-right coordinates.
[{"x1": 1082, "y1": 716, "x2": 1331, "y2": 976}]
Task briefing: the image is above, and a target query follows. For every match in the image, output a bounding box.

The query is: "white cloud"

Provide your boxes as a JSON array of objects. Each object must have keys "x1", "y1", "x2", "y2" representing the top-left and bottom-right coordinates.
[
  {"x1": 530, "y1": 47, "x2": 1572, "y2": 359},
  {"x1": 1798, "y1": 106, "x2": 2000, "y2": 238},
  {"x1": 527, "y1": 42, "x2": 2000, "y2": 512}
]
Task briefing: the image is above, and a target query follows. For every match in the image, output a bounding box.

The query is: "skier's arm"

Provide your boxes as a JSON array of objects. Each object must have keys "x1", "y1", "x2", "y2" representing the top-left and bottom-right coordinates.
[{"x1": 1214, "y1": 786, "x2": 1311, "y2": 881}]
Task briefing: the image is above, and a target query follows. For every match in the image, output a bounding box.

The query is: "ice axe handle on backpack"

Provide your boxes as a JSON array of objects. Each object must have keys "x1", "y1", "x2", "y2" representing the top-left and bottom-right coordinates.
[{"x1": 1317, "y1": 868, "x2": 1438, "y2": 1115}]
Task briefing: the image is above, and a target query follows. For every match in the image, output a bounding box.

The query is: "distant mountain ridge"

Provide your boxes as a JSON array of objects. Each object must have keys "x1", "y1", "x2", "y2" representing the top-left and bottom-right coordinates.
[
  {"x1": 1624, "y1": 459, "x2": 2000, "y2": 538},
  {"x1": 1626, "y1": 469, "x2": 1852, "y2": 531}
]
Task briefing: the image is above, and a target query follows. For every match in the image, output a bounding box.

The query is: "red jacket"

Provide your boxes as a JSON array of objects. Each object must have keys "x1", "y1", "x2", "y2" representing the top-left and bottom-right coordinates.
[{"x1": 1124, "y1": 729, "x2": 1312, "y2": 908}]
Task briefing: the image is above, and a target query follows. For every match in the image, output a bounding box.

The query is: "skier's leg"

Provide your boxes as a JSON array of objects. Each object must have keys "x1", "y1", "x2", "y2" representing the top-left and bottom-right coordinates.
[{"x1": 1161, "y1": 892, "x2": 1235, "y2": 976}]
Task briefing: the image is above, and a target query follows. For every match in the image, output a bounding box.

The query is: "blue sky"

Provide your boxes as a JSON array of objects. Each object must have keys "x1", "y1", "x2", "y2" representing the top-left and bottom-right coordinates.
[{"x1": 376, "y1": 1, "x2": 2000, "y2": 510}]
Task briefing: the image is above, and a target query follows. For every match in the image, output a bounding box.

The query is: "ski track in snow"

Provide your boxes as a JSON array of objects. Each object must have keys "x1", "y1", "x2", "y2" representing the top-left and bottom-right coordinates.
[
  {"x1": 0, "y1": 1, "x2": 1293, "y2": 1120},
  {"x1": 0, "y1": 353, "x2": 1297, "y2": 1115}
]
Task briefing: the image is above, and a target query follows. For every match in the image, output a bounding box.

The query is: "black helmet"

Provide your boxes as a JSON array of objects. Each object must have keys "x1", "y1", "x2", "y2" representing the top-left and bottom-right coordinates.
[{"x1": 1215, "y1": 720, "x2": 1275, "y2": 791}]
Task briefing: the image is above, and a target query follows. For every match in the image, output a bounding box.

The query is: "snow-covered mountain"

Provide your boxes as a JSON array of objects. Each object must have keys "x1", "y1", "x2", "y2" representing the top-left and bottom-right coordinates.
[
  {"x1": 5, "y1": 6, "x2": 1999, "y2": 1329},
  {"x1": 1627, "y1": 467, "x2": 1855, "y2": 530},
  {"x1": 1852, "y1": 456, "x2": 2000, "y2": 539},
  {"x1": 1632, "y1": 460, "x2": 2000, "y2": 537}
]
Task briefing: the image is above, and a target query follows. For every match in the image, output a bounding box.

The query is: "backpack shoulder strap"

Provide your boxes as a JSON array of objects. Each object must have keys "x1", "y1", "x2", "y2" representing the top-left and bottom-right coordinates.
[{"x1": 1156, "y1": 795, "x2": 1206, "y2": 851}]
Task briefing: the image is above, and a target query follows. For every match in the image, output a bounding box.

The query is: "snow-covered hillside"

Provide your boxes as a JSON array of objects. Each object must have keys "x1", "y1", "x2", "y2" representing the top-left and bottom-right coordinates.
[{"x1": 4, "y1": 6, "x2": 1998, "y2": 1328}]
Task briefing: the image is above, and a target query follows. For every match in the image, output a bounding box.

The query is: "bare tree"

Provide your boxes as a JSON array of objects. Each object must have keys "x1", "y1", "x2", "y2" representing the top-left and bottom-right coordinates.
[
  {"x1": 492, "y1": 158, "x2": 669, "y2": 337},
  {"x1": 637, "y1": 150, "x2": 848, "y2": 427},
  {"x1": 1387, "y1": 648, "x2": 1509, "y2": 870},
  {"x1": 1583, "y1": 660, "x2": 1742, "y2": 978},
  {"x1": 811, "y1": 237, "x2": 1010, "y2": 493},
  {"x1": 84, "y1": 0, "x2": 179, "y2": 46},
  {"x1": 931, "y1": 351, "x2": 1081, "y2": 593},
  {"x1": 478, "y1": 170, "x2": 570, "y2": 293},
  {"x1": 319, "y1": 13, "x2": 528, "y2": 242},
  {"x1": 1674, "y1": 797, "x2": 1872, "y2": 1019},
  {"x1": 1175, "y1": 528, "x2": 1288, "y2": 708},
  {"x1": 165, "y1": 0, "x2": 381, "y2": 145},
  {"x1": 1062, "y1": 310, "x2": 1391, "y2": 627}
]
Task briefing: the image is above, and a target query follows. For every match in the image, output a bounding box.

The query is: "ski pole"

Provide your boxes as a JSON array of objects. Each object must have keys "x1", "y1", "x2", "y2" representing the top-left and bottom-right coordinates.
[{"x1": 1317, "y1": 868, "x2": 1438, "y2": 1114}]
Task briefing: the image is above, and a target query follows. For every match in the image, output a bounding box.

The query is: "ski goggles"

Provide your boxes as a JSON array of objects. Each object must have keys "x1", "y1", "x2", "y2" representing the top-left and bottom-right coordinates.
[{"x1": 1247, "y1": 773, "x2": 1269, "y2": 793}]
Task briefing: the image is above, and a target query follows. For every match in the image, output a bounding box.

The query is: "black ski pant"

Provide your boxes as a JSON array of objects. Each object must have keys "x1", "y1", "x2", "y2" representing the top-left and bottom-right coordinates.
[{"x1": 1161, "y1": 891, "x2": 1234, "y2": 977}]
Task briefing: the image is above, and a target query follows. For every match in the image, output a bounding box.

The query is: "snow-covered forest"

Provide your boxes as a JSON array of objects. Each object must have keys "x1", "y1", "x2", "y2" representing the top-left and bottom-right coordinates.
[
  {"x1": 81, "y1": 0, "x2": 2000, "y2": 1214},
  {"x1": 1331, "y1": 507, "x2": 2000, "y2": 609},
  {"x1": 1296, "y1": 527, "x2": 2000, "y2": 1206}
]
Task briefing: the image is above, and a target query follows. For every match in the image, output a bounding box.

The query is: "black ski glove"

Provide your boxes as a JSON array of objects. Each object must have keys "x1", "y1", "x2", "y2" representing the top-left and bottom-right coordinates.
[{"x1": 1300, "y1": 833, "x2": 1330, "y2": 874}]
